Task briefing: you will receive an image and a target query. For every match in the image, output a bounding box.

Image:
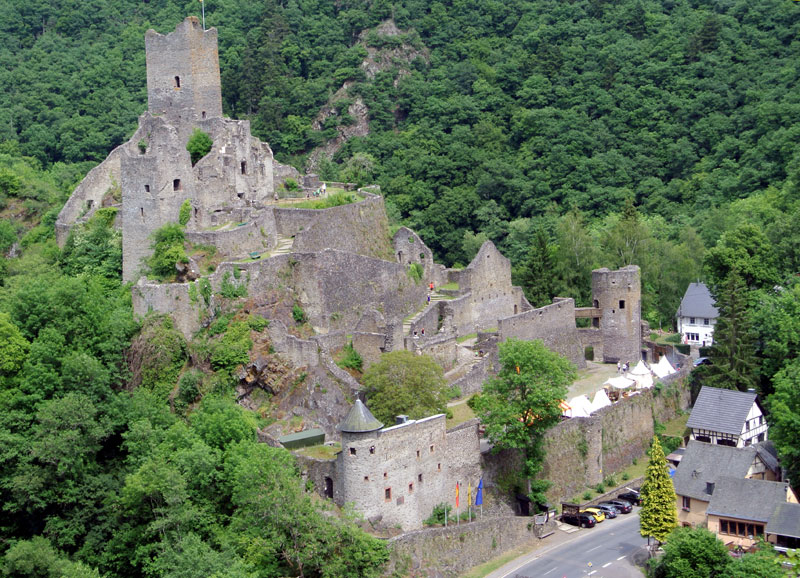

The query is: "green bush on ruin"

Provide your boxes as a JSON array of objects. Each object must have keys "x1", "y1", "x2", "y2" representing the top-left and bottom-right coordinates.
[{"x1": 186, "y1": 128, "x2": 213, "y2": 166}]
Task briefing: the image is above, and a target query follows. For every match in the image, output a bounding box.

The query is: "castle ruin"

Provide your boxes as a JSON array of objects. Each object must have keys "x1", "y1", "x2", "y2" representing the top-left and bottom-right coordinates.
[{"x1": 56, "y1": 18, "x2": 651, "y2": 531}]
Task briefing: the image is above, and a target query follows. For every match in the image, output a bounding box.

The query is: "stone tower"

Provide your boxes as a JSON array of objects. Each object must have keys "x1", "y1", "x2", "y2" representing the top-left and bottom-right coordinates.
[
  {"x1": 592, "y1": 265, "x2": 641, "y2": 364},
  {"x1": 337, "y1": 400, "x2": 385, "y2": 515},
  {"x1": 145, "y1": 16, "x2": 222, "y2": 123}
]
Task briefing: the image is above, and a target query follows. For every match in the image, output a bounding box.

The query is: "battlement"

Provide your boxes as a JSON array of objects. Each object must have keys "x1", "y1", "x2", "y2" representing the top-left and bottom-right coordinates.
[{"x1": 145, "y1": 17, "x2": 222, "y2": 122}]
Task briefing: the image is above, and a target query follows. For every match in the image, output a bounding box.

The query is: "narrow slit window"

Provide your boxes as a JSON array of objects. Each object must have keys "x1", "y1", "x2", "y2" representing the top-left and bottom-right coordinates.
[
  {"x1": 174, "y1": 76, "x2": 181, "y2": 88},
  {"x1": 201, "y1": 111, "x2": 206, "y2": 119},
  {"x1": 418, "y1": 473, "x2": 423, "y2": 482},
  {"x1": 241, "y1": 161, "x2": 247, "y2": 174},
  {"x1": 619, "y1": 300, "x2": 625, "y2": 309},
  {"x1": 408, "y1": 483, "x2": 413, "y2": 493},
  {"x1": 173, "y1": 179, "x2": 181, "y2": 191},
  {"x1": 384, "y1": 488, "x2": 391, "y2": 501}
]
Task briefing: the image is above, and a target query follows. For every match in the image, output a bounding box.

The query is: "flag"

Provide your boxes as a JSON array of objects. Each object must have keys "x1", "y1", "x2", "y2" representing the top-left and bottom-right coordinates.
[
  {"x1": 475, "y1": 478, "x2": 483, "y2": 506},
  {"x1": 468, "y1": 481, "x2": 472, "y2": 506},
  {"x1": 455, "y1": 482, "x2": 459, "y2": 508}
]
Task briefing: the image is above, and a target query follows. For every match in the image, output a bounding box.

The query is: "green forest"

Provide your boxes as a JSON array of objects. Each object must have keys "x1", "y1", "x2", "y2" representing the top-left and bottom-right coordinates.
[{"x1": 1, "y1": 0, "x2": 800, "y2": 575}]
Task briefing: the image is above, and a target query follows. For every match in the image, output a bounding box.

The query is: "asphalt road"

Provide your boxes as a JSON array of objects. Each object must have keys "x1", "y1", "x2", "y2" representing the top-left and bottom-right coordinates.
[{"x1": 498, "y1": 509, "x2": 649, "y2": 578}]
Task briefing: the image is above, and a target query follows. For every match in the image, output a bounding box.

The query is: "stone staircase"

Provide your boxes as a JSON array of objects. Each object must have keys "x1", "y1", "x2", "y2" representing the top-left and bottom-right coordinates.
[
  {"x1": 402, "y1": 291, "x2": 447, "y2": 336},
  {"x1": 271, "y1": 234, "x2": 294, "y2": 256}
]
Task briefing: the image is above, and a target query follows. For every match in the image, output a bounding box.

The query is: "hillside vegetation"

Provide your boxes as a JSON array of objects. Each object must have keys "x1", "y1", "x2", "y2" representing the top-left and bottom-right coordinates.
[{"x1": 1, "y1": 0, "x2": 800, "y2": 575}]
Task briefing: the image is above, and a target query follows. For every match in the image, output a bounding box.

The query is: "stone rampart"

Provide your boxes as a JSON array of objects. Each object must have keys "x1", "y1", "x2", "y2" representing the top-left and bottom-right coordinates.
[
  {"x1": 185, "y1": 220, "x2": 266, "y2": 259},
  {"x1": 266, "y1": 319, "x2": 320, "y2": 368},
  {"x1": 408, "y1": 301, "x2": 441, "y2": 337},
  {"x1": 462, "y1": 242, "x2": 520, "y2": 331},
  {"x1": 388, "y1": 517, "x2": 555, "y2": 578},
  {"x1": 498, "y1": 299, "x2": 585, "y2": 368},
  {"x1": 131, "y1": 279, "x2": 200, "y2": 337},
  {"x1": 352, "y1": 332, "x2": 386, "y2": 369},
  {"x1": 452, "y1": 348, "x2": 499, "y2": 396},
  {"x1": 441, "y1": 294, "x2": 475, "y2": 336},
  {"x1": 577, "y1": 327, "x2": 605, "y2": 362},
  {"x1": 56, "y1": 147, "x2": 123, "y2": 246},
  {"x1": 273, "y1": 194, "x2": 393, "y2": 260},
  {"x1": 296, "y1": 454, "x2": 339, "y2": 503},
  {"x1": 410, "y1": 333, "x2": 459, "y2": 372}
]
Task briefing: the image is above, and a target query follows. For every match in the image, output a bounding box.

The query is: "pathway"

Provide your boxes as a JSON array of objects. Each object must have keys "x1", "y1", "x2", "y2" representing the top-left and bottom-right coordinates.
[
  {"x1": 271, "y1": 234, "x2": 294, "y2": 256},
  {"x1": 401, "y1": 290, "x2": 447, "y2": 336}
]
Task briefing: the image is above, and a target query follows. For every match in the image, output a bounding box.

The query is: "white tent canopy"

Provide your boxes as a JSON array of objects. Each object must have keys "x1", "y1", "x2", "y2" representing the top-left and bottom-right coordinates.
[
  {"x1": 590, "y1": 389, "x2": 612, "y2": 413},
  {"x1": 604, "y1": 375, "x2": 636, "y2": 389},
  {"x1": 629, "y1": 360, "x2": 652, "y2": 376},
  {"x1": 563, "y1": 395, "x2": 592, "y2": 418},
  {"x1": 628, "y1": 360, "x2": 654, "y2": 389},
  {"x1": 652, "y1": 356, "x2": 677, "y2": 378}
]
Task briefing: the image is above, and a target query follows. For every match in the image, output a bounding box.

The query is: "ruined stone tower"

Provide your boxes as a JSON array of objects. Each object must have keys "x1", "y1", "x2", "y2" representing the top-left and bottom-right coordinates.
[
  {"x1": 145, "y1": 17, "x2": 222, "y2": 123},
  {"x1": 592, "y1": 265, "x2": 642, "y2": 364}
]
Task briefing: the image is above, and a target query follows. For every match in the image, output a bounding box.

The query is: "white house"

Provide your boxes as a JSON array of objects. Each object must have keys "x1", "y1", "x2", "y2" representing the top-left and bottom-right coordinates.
[
  {"x1": 676, "y1": 282, "x2": 718, "y2": 346},
  {"x1": 687, "y1": 386, "x2": 768, "y2": 448}
]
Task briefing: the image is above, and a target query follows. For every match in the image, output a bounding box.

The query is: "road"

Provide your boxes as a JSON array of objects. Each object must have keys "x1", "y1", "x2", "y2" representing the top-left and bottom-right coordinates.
[{"x1": 494, "y1": 509, "x2": 649, "y2": 578}]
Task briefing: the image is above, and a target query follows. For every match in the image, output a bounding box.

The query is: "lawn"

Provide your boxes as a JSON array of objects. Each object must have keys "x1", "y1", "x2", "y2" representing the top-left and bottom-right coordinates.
[
  {"x1": 294, "y1": 443, "x2": 341, "y2": 460},
  {"x1": 446, "y1": 398, "x2": 475, "y2": 428}
]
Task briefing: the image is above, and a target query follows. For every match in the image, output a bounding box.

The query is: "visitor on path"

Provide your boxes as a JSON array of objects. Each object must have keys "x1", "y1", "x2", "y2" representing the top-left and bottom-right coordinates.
[
  {"x1": 413, "y1": 331, "x2": 419, "y2": 339},
  {"x1": 321, "y1": 182, "x2": 327, "y2": 194},
  {"x1": 617, "y1": 361, "x2": 621, "y2": 373},
  {"x1": 421, "y1": 328, "x2": 425, "y2": 337},
  {"x1": 429, "y1": 282, "x2": 434, "y2": 292},
  {"x1": 427, "y1": 294, "x2": 431, "y2": 304}
]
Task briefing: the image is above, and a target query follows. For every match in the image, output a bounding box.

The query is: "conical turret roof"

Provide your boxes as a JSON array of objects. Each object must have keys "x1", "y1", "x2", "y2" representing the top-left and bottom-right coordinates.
[{"x1": 340, "y1": 399, "x2": 384, "y2": 433}]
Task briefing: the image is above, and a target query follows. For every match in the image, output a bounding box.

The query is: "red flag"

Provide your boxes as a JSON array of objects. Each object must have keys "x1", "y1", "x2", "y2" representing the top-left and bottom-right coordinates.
[{"x1": 455, "y1": 482, "x2": 460, "y2": 508}]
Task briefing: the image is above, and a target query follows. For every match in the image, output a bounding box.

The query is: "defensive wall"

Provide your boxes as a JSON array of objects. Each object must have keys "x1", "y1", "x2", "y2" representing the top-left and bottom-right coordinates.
[
  {"x1": 185, "y1": 220, "x2": 268, "y2": 260},
  {"x1": 273, "y1": 192, "x2": 393, "y2": 260},
  {"x1": 483, "y1": 378, "x2": 691, "y2": 504},
  {"x1": 336, "y1": 415, "x2": 482, "y2": 530},
  {"x1": 388, "y1": 517, "x2": 556, "y2": 578},
  {"x1": 498, "y1": 297, "x2": 586, "y2": 368},
  {"x1": 55, "y1": 146, "x2": 122, "y2": 246}
]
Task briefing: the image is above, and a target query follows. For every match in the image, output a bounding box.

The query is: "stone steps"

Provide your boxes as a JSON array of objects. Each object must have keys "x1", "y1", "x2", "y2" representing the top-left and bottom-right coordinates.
[
  {"x1": 271, "y1": 235, "x2": 294, "y2": 256},
  {"x1": 402, "y1": 291, "x2": 446, "y2": 336}
]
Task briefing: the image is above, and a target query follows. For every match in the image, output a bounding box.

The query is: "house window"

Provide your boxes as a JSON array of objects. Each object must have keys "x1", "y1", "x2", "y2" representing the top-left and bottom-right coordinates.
[
  {"x1": 173, "y1": 179, "x2": 181, "y2": 191},
  {"x1": 174, "y1": 76, "x2": 181, "y2": 88},
  {"x1": 690, "y1": 317, "x2": 696, "y2": 324},
  {"x1": 682, "y1": 496, "x2": 691, "y2": 511},
  {"x1": 384, "y1": 488, "x2": 391, "y2": 501},
  {"x1": 619, "y1": 300, "x2": 625, "y2": 309},
  {"x1": 349, "y1": 447, "x2": 356, "y2": 456},
  {"x1": 704, "y1": 318, "x2": 710, "y2": 325},
  {"x1": 758, "y1": 433, "x2": 765, "y2": 442},
  {"x1": 720, "y1": 519, "x2": 763, "y2": 538},
  {"x1": 696, "y1": 435, "x2": 711, "y2": 443}
]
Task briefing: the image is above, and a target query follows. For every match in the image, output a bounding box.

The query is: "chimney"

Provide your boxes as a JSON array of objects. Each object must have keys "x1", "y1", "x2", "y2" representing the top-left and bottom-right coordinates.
[
  {"x1": 395, "y1": 415, "x2": 408, "y2": 425},
  {"x1": 706, "y1": 482, "x2": 715, "y2": 495}
]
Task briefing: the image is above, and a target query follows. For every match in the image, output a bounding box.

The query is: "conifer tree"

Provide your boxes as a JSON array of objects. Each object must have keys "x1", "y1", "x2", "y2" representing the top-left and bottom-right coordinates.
[
  {"x1": 639, "y1": 436, "x2": 677, "y2": 545},
  {"x1": 702, "y1": 268, "x2": 759, "y2": 392},
  {"x1": 518, "y1": 229, "x2": 555, "y2": 308}
]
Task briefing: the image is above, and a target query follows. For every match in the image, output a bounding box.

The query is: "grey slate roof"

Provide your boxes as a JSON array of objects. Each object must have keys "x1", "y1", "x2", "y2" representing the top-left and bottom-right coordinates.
[
  {"x1": 755, "y1": 441, "x2": 780, "y2": 475},
  {"x1": 339, "y1": 399, "x2": 384, "y2": 433},
  {"x1": 706, "y1": 477, "x2": 790, "y2": 523},
  {"x1": 766, "y1": 502, "x2": 800, "y2": 538},
  {"x1": 672, "y1": 441, "x2": 756, "y2": 501},
  {"x1": 676, "y1": 282, "x2": 719, "y2": 319},
  {"x1": 686, "y1": 386, "x2": 757, "y2": 435}
]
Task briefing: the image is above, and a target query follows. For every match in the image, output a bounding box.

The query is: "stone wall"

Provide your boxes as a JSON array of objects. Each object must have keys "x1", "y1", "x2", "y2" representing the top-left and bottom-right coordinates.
[
  {"x1": 131, "y1": 279, "x2": 200, "y2": 337},
  {"x1": 185, "y1": 220, "x2": 267, "y2": 259},
  {"x1": 498, "y1": 298, "x2": 586, "y2": 369},
  {"x1": 296, "y1": 454, "x2": 339, "y2": 503},
  {"x1": 441, "y1": 294, "x2": 476, "y2": 336},
  {"x1": 461, "y1": 242, "x2": 521, "y2": 331},
  {"x1": 56, "y1": 146, "x2": 122, "y2": 246},
  {"x1": 408, "y1": 301, "x2": 442, "y2": 338},
  {"x1": 483, "y1": 379, "x2": 691, "y2": 504},
  {"x1": 266, "y1": 320, "x2": 320, "y2": 368},
  {"x1": 352, "y1": 332, "x2": 386, "y2": 369},
  {"x1": 337, "y1": 415, "x2": 481, "y2": 530},
  {"x1": 452, "y1": 348, "x2": 499, "y2": 396},
  {"x1": 273, "y1": 194, "x2": 393, "y2": 260},
  {"x1": 393, "y1": 226, "x2": 437, "y2": 282},
  {"x1": 388, "y1": 517, "x2": 555, "y2": 578}
]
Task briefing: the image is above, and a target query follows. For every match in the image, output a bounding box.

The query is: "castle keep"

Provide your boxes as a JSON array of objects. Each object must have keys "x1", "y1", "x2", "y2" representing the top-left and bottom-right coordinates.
[{"x1": 56, "y1": 18, "x2": 652, "y2": 531}]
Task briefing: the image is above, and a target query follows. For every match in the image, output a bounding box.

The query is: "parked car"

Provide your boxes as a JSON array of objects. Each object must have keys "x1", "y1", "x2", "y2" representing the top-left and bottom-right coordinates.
[
  {"x1": 603, "y1": 499, "x2": 633, "y2": 514},
  {"x1": 582, "y1": 507, "x2": 606, "y2": 523},
  {"x1": 618, "y1": 491, "x2": 641, "y2": 506},
  {"x1": 561, "y1": 512, "x2": 597, "y2": 528},
  {"x1": 593, "y1": 503, "x2": 619, "y2": 518}
]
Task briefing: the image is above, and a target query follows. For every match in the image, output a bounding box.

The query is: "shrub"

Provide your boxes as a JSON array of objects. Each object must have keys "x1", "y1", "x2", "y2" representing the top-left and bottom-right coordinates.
[
  {"x1": 137, "y1": 139, "x2": 147, "y2": 154},
  {"x1": 220, "y1": 271, "x2": 247, "y2": 298},
  {"x1": 186, "y1": 128, "x2": 213, "y2": 166},
  {"x1": 179, "y1": 199, "x2": 191, "y2": 226},
  {"x1": 292, "y1": 304, "x2": 307, "y2": 324},
  {"x1": 595, "y1": 482, "x2": 605, "y2": 494},
  {"x1": 582, "y1": 491, "x2": 593, "y2": 501},
  {"x1": 407, "y1": 262, "x2": 424, "y2": 283},
  {"x1": 147, "y1": 223, "x2": 188, "y2": 281},
  {"x1": 423, "y1": 503, "x2": 452, "y2": 526},
  {"x1": 210, "y1": 321, "x2": 252, "y2": 372},
  {"x1": 604, "y1": 476, "x2": 618, "y2": 488},
  {"x1": 446, "y1": 385, "x2": 462, "y2": 400},
  {"x1": 337, "y1": 342, "x2": 363, "y2": 372},
  {"x1": 622, "y1": 472, "x2": 630, "y2": 481},
  {"x1": 247, "y1": 315, "x2": 269, "y2": 332},
  {"x1": 178, "y1": 370, "x2": 203, "y2": 404},
  {"x1": 284, "y1": 178, "x2": 299, "y2": 191}
]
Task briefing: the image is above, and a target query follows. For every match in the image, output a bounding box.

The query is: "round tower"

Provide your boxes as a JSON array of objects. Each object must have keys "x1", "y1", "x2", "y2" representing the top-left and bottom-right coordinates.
[
  {"x1": 592, "y1": 266, "x2": 642, "y2": 364},
  {"x1": 338, "y1": 400, "x2": 384, "y2": 513}
]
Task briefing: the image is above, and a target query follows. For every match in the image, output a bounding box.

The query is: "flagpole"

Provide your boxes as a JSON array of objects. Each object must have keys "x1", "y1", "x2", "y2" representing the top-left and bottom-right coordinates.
[{"x1": 200, "y1": 0, "x2": 206, "y2": 30}]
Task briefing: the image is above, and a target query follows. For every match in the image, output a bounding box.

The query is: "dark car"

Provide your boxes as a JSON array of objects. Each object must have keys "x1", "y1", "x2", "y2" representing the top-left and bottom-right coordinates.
[
  {"x1": 594, "y1": 503, "x2": 619, "y2": 518},
  {"x1": 618, "y1": 491, "x2": 641, "y2": 506},
  {"x1": 561, "y1": 512, "x2": 597, "y2": 528},
  {"x1": 603, "y1": 499, "x2": 633, "y2": 514}
]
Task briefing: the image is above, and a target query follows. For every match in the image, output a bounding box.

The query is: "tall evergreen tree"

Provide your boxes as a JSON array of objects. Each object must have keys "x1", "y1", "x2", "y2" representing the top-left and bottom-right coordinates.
[
  {"x1": 702, "y1": 269, "x2": 759, "y2": 392},
  {"x1": 639, "y1": 436, "x2": 678, "y2": 545},
  {"x1": 518, "y1": 229, "x2": 555, "y2": 308}
]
